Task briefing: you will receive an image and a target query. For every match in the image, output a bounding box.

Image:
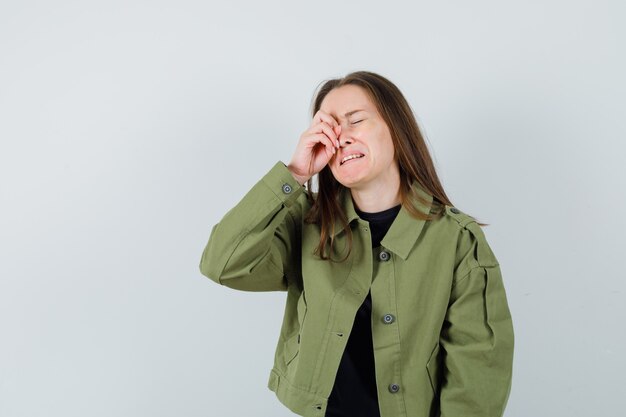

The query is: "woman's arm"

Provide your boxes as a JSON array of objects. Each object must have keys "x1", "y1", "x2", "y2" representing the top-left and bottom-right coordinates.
[
  {"x1": 199, "y1": 161, "x2": 304, "y2": 292},
  {"x1": 439, "y1": 222, "x2": 515, "y2": 417},
  {"x1": 200, "y1": 108, "x2": 340, "y2": 291}
]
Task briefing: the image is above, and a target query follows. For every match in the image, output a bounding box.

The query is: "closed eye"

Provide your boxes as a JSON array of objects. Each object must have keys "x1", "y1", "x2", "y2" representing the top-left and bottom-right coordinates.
[{"x1": 351, "y1": 119, "x2": 364, "y2": 125}]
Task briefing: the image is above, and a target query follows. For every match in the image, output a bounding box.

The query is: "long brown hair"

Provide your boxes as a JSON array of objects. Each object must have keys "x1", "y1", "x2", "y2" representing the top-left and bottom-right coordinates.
[{"x1": 302, "y1": 71, "x2": 485, "y2": 262}]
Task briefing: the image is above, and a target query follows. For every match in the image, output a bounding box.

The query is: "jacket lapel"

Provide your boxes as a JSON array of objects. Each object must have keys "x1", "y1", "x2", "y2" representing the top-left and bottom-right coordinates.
[
  {"x1": 382, "y1": 181, "x2": 433, "y2": 260},
  {"x1": 331, "y1": 181, "x2": 434, "y2": 260}
]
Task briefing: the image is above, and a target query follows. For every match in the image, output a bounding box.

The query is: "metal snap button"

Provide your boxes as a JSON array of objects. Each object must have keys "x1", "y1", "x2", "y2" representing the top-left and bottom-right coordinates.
[
  {"x1": 282, "y1": 183, "x2": 292, "y2": 194},
  {"x1": 388, "y1": 383, "x2": 400, "y2": 393},
  {"x1": 450, "y1": 207, "x2": 460, "y2": 214},
  {"x1": 382, "y1": 314, "x2": 395, "y2": 324},
  {"x1": 379, "y1": 251, "x2": 390, "y2": 261}
]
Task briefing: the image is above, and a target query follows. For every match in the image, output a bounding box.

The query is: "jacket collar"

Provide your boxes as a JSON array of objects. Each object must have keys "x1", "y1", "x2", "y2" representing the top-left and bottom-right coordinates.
[{"x1": 332, "y1": 181, "x2": 434, "y2": 260}]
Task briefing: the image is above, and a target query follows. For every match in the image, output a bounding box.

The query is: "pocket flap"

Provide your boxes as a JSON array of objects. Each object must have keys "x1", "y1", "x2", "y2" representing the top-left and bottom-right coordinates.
[
  {"x1": 426, "y1": 343, "x2": 441, "y2": 394},
  {"x1": 283, "y1": 332, "x2": 300, "y2": 366}
]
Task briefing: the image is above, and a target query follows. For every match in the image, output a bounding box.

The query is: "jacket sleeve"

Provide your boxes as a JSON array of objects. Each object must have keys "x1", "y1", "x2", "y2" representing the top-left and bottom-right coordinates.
[
  {"x1": 198, "y1": 161, "x2": 304, "y2": 292},
  {"x1": 439, "y1": 222, "x2": 514, "y2": 417}
]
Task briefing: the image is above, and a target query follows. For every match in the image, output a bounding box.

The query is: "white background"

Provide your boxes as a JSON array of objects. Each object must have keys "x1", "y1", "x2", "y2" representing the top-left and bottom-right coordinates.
[{"x1": 1, "y1": 1, "x2": 624, "y2": 416}]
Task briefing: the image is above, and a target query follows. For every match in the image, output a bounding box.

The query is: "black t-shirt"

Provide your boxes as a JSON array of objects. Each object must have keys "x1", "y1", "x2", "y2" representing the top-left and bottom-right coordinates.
[{"x1": 325, "y1": 203, "x2": 402, "y2": 417}]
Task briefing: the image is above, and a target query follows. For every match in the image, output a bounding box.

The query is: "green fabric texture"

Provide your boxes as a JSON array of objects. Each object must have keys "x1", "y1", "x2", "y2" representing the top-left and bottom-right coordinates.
[{"x1": 199, "y1": 161, "x2": 514, "y2": 417}]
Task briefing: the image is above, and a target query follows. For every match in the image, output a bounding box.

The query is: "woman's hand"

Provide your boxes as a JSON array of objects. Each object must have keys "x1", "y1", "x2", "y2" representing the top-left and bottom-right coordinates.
[{"x1": 287, "y1": 110, "x2": 341, "y2": 185}]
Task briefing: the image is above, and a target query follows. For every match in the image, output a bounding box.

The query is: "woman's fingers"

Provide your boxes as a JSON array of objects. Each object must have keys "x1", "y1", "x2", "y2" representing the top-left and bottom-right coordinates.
[
  {"x1": 312, "y1": 110, "x2": 339, "y2": 131},
  {"x1": 287, "y1": 111, "x2": 341, "y2": 181},
  {"x1": 310, "y1": 133, "x2": 335, "y2": 156},
  {"x1": 311, "y1": 121, "x2": 339, "y2": 148}
]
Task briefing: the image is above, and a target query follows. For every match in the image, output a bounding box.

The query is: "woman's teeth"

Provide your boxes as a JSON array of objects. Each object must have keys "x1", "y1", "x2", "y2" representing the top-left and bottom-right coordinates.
[{"x1": 341, "y1": 154, "x2": 364, "y2": 165}]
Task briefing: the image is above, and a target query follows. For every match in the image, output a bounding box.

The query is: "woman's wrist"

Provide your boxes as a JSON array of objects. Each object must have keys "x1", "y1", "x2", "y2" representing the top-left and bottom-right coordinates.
[{"x1": 286, "y1": 165, "x2": 309, "y2": 186}]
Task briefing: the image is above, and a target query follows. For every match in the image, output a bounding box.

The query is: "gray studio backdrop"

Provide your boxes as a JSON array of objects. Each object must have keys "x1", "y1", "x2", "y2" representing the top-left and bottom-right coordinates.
[{"x1": 1, "y1": 1, "x2": 624, "y2": 416}]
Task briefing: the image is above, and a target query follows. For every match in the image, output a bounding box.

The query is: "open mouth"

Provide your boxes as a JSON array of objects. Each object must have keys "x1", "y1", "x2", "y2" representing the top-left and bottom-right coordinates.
[{"x1": 340, "y1": 153, "x2": 365, "y2": 166}]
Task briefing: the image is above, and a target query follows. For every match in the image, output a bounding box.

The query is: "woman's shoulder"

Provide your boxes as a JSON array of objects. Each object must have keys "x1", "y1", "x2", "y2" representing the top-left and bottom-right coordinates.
[
  {"x1": 438, "y1": 204, "x2": 500, "y2": 270},
  {"x1": 440, "y1": 204, "x2": 476, "y2": 228}
]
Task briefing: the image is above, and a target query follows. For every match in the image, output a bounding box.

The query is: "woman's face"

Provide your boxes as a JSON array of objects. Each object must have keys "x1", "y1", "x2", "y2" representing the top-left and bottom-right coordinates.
[{"x1": 320, "y1": 84, "x2": 399, "y2": 191}]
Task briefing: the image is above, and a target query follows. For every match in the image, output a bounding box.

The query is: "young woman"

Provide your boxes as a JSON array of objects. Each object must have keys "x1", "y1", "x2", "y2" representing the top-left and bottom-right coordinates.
[{"x1": 199, "y1": 71, "x2": 514, "y2": 417}]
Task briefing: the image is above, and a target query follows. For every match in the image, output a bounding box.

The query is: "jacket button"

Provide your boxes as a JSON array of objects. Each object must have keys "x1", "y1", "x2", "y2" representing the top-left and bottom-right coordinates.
[
  {"x1": 379, "y1": 251, "x2": 390, "y2": 261},
  {"x1": 450, "y1": 207, "x2": 460, "y2": 214},
  {"x1": 282, "y1": 183, "x2": 293, "y2": 194},
  {"x1": 388, "y1": 383, "x2": 400, "y2": 393},
  {"x1": 382, "y1": 314, "x2": 395, "y2": 324}
]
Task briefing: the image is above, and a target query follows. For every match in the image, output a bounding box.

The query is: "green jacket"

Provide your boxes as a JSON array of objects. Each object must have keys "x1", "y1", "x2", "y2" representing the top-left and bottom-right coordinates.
[{"x1": 199, "y1": 161, "x2": 514, "y2": 417}]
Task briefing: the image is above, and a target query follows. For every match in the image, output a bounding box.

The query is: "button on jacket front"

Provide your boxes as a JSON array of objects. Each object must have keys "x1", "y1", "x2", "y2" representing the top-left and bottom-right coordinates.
[{"x1": 199, "y1": 161, "x2": 514, "y2": 417}]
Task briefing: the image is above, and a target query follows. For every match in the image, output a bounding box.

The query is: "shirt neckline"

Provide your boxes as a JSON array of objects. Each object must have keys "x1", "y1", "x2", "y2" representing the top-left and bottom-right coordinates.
[{"x1": 355, "y1": 204, "x2": 402, "y2": 222}]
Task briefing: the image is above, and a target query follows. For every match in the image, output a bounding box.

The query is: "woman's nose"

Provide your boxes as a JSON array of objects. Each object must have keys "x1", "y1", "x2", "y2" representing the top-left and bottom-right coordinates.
[
  {"x1": 336, "y1": 124, "x2": 352, "y2": 147},
  {"x1": 339, "y1": 134, "x2": 353, "y2": 148}
]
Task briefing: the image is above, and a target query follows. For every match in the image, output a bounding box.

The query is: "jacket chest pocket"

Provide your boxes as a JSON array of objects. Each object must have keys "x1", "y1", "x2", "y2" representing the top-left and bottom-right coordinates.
[
  {"x1": 426, "y1": 343, "x2": 442, "y2": 395},
  {"x1": 283, "y1": 332, "x2": 300, "y2": 366},
  {"x1": 284, "y1": 291, "x2": 308, "y2": 366},
  {"x1": 297, "y1": 290, "x2": 308, "y2": 327}
]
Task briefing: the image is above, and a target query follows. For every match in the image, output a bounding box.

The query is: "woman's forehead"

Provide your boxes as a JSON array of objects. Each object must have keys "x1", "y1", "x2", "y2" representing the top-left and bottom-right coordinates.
[{"x1": 321, "y1": 86, "x2": 376, "y2": 120}]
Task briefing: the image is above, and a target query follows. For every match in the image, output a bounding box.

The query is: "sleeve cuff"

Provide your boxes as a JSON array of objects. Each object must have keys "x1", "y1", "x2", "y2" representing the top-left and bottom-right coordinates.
[{"x1": 261, "y1": 161, "x2": 306, "y2": 208}]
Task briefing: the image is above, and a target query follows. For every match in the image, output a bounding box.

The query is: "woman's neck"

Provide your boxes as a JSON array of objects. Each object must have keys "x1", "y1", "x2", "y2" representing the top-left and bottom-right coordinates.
[{"x1": 349, "y1": 173, "x2": 401, "y2": 213}]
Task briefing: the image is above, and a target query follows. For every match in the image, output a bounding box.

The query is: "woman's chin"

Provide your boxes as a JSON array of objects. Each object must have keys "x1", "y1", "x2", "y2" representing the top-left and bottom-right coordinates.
[
  {"x1": 333, "y1": 168, "x2": 369, "y2": 188},
  {"x1": 332, "y1": 159, "x2": 372, "y2": 185}
]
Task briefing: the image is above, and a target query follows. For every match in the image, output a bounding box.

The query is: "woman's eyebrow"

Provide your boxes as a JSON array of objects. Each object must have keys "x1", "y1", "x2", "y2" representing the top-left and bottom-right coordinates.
[
  {"x1": 345, "y1": 109, "x2": 365, "y2": 117},
  {"x1": 332, "y1": 109, "x2": 365, "y2": 120}
]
